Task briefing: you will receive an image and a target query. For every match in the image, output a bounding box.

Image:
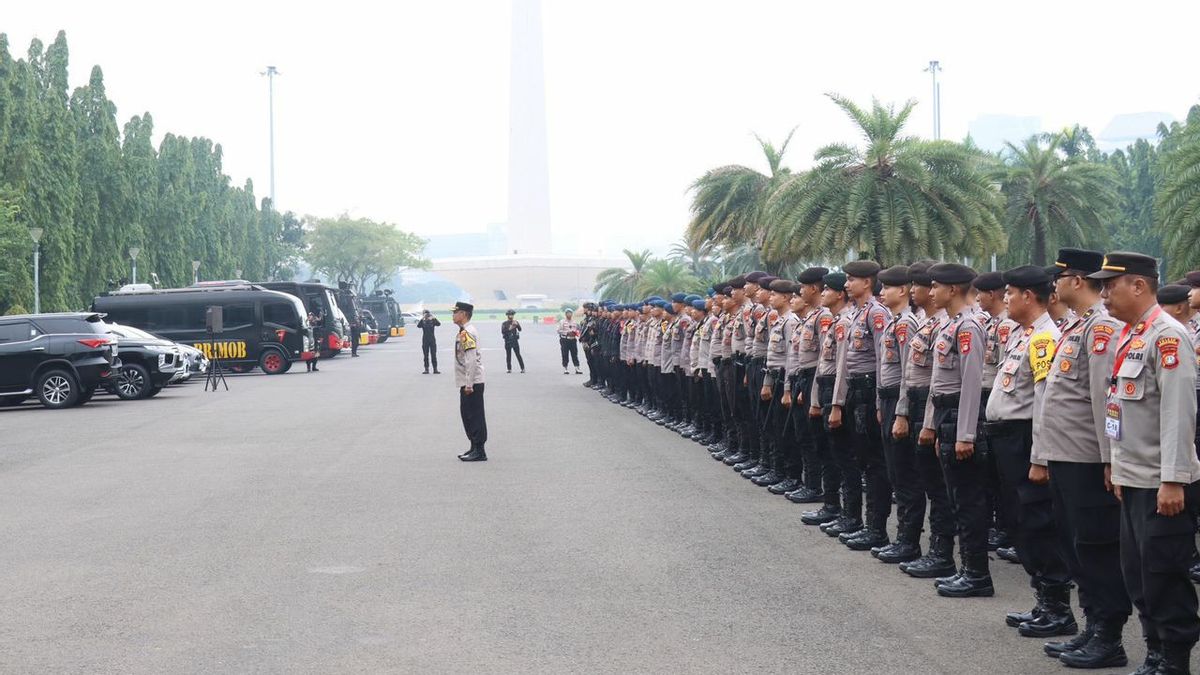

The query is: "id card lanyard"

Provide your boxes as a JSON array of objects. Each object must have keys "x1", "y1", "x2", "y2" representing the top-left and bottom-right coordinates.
[{"x1": 1105, "y1": 307, "x2": 1162, "y2": 440}]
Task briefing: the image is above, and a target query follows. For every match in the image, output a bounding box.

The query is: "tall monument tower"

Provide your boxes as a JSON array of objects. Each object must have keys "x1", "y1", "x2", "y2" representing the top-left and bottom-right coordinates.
[{"x1": 507, "y1": 0, "x2": 552, "y2": 255}]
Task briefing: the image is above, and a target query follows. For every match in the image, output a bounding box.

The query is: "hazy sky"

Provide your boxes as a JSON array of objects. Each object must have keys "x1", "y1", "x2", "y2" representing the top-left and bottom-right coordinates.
[{"x1": 6, "y1": 1, "x2": 1200, "y2": 258}]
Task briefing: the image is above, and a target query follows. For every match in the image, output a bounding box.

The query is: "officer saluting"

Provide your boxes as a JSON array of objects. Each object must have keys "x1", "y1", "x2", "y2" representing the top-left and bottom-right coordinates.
[
  {"x1": 452, "y1": 301, "x2": 488, "y2": 462},
  {"x1": 1090, "y1": 252, "x2": 1200, "y2": 674}
]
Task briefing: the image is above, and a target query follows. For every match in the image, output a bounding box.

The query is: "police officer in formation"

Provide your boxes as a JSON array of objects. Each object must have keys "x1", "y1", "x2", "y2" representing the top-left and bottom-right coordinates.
[{"x1": 580, "y1": 248, "x2": 1200, "y2": 674}]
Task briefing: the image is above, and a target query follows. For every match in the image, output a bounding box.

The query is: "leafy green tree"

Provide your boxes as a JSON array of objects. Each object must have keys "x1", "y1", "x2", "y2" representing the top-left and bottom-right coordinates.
[
  {"x1": 0, "y1": 194, "x2": 33, "y2": 313},
  {"x1": 305, "y1": 214, "x2": 429, "y2": 294},
  {"x1": 996, "y1": 134, "x2": 1120, "y2": 266},
  {"x1": 1106, "y1": 138, "x2": 1160, "y2": 258},
  {"x1": 668, "y1": 238, "x2": 720, "y2": 279},
  {"x1": 765, "y1": 95, "x2": 1004, "y2": 265},
  {"x1": 686, "y1": 130, "x2": 795, "y2": 250},
  {"x1": 1156, "y1": 109, "x2": 1200, "y2": 277},
  {"x1": 635, "y1": 259, "x2": 701, "y2": 299},
  {"x1": 594, "y1": 248, "x2": 652, "y2": 302}
]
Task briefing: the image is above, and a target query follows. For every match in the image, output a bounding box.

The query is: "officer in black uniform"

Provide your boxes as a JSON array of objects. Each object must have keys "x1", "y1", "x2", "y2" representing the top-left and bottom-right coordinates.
[
  {"x1": 417, "y1": 310, "x2": 441, "y2": 373},
  {"x1": 501, "y1": 309, "x2": 524, "y2": 373}
]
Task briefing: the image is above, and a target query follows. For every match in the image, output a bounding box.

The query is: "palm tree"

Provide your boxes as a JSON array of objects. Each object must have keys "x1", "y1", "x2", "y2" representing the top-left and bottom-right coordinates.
[
  {"x1": 668, "y1": 238, "x2": 720, "y2": 279},
  {"x1": 593, "y1": 248, "x2": 653, "y2": 302},
  {"x1": 635, "y1": 259, "x2": 700, "y2": 299},
  {"x1": 686, "y1": 130, "x2": 795, "y2": 251},
  {"x1": 765, "y1": 94, "x2": 1005, "y2": 266},
  {"x1": 997, "y1": 134, "x2": 1120, "y2": 266},
  {"x1": 1157, "y1": 114, "x2": 1200, "y2": 277}
]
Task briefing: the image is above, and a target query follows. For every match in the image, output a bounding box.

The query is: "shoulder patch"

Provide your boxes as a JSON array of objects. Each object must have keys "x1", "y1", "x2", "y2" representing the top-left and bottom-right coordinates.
[
  {"x1": 459, "y1": 330, "x2": 477, "y2": 350},
  {"x1": 1029, "y1": 333, "x2": 1056, "y2": 382},
  {"x1": 1093, "y1": 323, "x2": 1115, "y2": 335},
  {"x1": 1158, "y1": 336, "x2": 1182, "y2": 369},
  {"x1": 1092, "y1": 330, "x2": 1111, "y2": 354},
  {"x1": 873, "y1": 313, "x2": 885, "y2": 331},
  {"x1": 819, "y1": 316, "x2": 833, "y2": 331},
  {"x1": 835, "y1": 324, "x2": 846, "y2": 341},
  {"x1": 896, "y1": 323, "x2": 909, "y2": 345},
  {"x1": 768, "y1": 309, "x2": 779, "y2": 323},
  {"x1": 998, "y1": 323, "x2": 1011, "y2": 344},
  {"x1": 958, "y1": 330, "x2": 972, "y2": 354}
]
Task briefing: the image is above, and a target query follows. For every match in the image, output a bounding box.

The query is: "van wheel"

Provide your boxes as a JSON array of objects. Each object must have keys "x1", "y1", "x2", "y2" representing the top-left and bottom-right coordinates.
[
  {"x1": 36, "y1": 369, "x2": 79, "y2": 409},
  {"x1": 260, "y1": 348, "x2": 288, "y2": 375},
  {"x1": 115, "y1": 364, "x2": 152, "y2": 400}
]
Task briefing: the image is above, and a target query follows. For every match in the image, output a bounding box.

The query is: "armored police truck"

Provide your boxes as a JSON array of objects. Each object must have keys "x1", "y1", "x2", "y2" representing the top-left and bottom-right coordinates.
[
  {"x1": 92, "y1": 284, "x2": 315, "y2": 375},
  {"x1": 258, "y1": 281, "x2": 350, "y2": 357}
]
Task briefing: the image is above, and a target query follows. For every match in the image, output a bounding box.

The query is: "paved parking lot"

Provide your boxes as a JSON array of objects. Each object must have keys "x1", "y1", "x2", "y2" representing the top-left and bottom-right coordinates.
[{"x1": 0, "y1": 320, "x2": 1159, "y2": 673}]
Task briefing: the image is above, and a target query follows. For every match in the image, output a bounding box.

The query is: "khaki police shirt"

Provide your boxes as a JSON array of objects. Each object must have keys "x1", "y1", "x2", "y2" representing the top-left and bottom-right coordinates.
[
  {"x1": 751, "y1": 304, "x2": 770, "y2": 358},
  {"x1": 454, "y1": 323, "x2": 485, "y2": 386},
  {"x1": 1108, "y1": 306, "x2": 1200, "y2": 488},
  {"x1": 724, "y1": 309, "x2": 740, "y2": 357},
  {"x1": 661, "y1": 317, "x2": 678, "y2": 371},
  {"x1": 732, "y1": 301, "x2": 751, "y2": 355},
  {"x1": 899, "y1": 309, "x2": 946, "y2": 414},
  {"x1": 923, "y1": 309, "x2": 986, "y2": 443},
  {"x1": 1036, "y1": 302, "x2": 1120, "y2": 465},
  {"x1": 812, "y1": 306, "x2": 852, "y2": 405},
  {"x1": 833, "y1": 298, "x2": 890, "y2": 407},
  {"x1": 879, "y1": 308, "x2": 918, "y2": 392},
  {"x1": 1189, "y1": 316, "x2": 1200, "y2": 391},
  {"x1": 764, "y1": 309, "x2": 795, "y2": 386},
  {"x1": 986, "y1": 313, "x2": 1059, "y2": 461},
  {"x1": 698, "y1": 313, "x2": 717, "y2": 369},
  {"x1": 982, "y1": 310, "x2": 1018, "y2": 388}
]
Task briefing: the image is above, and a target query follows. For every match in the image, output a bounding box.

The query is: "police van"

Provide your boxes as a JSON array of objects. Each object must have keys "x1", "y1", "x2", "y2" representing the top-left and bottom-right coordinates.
[
  {"x1": 258, "y1": 281, "x2": 351, "y2": 357},
  {"x1": 92, "y1": 284, "x2": 315, "y2": 375},
  {"x1": 362, "y1": 291, "x2": 402, "y2": 341}
]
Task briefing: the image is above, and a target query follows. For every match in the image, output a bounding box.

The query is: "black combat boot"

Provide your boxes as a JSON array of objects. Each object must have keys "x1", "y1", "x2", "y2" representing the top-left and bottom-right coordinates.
[
  {"x1": 800, "y1": 505, "x2": 840, "y2": 526},
  {"x1": 936, "y1": 557, "x2": 993, "y2": 598},
  {"x1": 821, "y1": 516, "x2": 863, "y2": 537},
  {"x1": 901, "y1": 535, "x2": 956, "y2": 578},
  {"x1": 1019, "y1": 583, "x2": 1077, "y2": 638},
  {"x1": 1007, "y1": 582, "x2": 1046, "y2": 628},
  {"x1": 1057, "y1": 619, "x2": 1127, "y2": 669},
  {"x1": 1124, "y1": 638, "x2": 1161, "y2": 674},
  {"x1": 458, "y1": 446, "x2": 487, "y2": 462},
  {"x1": 844, "y1": 528, "x2": 889, "y2": 551},
  {"x1": 768, "y1": 477, "x2": 800, "y2": 495},
  {"x1": 876, "y1": 537, "x2": 921, "y2": 564},
  {"x1": 1156, "y1": 641, "x2": 1194, "y2": 674},
  {"x1": 785, "y1": 485, "x2": 823, "y2": 503},
  {"x1": 751, "y1": 469, "x2": 782, "y2": 486},
  {"x1": 996, "y1": 546, "x2": 1021, "y2": 564},
  {"x1": 1044, "y1": 613, "x2": 1095, "y2": 657}
]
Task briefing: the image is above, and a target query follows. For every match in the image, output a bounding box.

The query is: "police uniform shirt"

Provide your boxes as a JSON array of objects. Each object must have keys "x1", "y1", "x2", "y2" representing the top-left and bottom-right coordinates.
[
  {"x1": 724, "y1": 308, "x2": 741, "y2": 357},
  {"x1": 986, "y1": 311, "x2": 1059, "y2": 456},
  {"x1": 751, "y1": 304, "x2": 771, "y2": 358},
  {"x1": 832, "y1": 298, "x2": 890, "y2": 407},
  {"x1": 454, "y1": 323, "x2": 485, "y2": 386},
  {"x1": 764, "y1": 309, "x2": 795, "y2": 386},
  {"x1": 1189, "y1": 315, "x2": 1200, "y2": 391},
  {"x1": 923, "y1": 310, "x2": 987, "y2": 442},
  {"x1": 1036, "y1": 302, "x2": 1120, "y2": 465},
  {"x1": 898, "y1": 309, "x2": 946, "y2": 413},
  {"x1": 811, "y1": 305, "x2": 853, "y2": 405},
  {"x1": 1108, "y1": 306, "x2": 1200, "y2": 488},
  {"x1": 1053, "y1": 310, "x2": 1077, "y2": 331},
  {"x1": 797, "y1": 307, "x2": 833, "y2": 371},
  {"x1": 983, "y1": 310, "x2": 1019, "y2": 388},
  {"x1": 557, "y1": 319, "x2": 580, "y2": 340},
  {"x1": 698, "y1": 313, "x2": 717, "y2": 371},
  {"x1": 879, "y1": 307, "x2": 918, "y2": 391},
  {"x1": 676, "y1": 313, "x2": 694, "y2": 368}
]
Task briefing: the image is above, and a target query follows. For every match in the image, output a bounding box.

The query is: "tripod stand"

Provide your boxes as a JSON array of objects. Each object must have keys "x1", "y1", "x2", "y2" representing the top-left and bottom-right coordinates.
[{"x1": 203, "y1": 332, "x2": 228, "y2": 392}]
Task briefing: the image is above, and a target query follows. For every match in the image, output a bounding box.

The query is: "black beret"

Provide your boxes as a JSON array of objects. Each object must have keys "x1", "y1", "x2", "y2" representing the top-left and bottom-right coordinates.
[
  {"x1": 972, "y1": 271, "x2": 1005, "y2": 292},
  {"x1": 1088, "y1": 251, "x2": 1159, "y2": 280},
  {"x1": 878, "y1": 265, "x2": 910, "y2": 287},
  {"x1": 758, "y1": 275, "x2": 779, "y2": 288},
  {"x1": 1051, "y1": 247, "x2": 1104, "y2": 277},
  {"x1": 1158, "y1": 284, "x2": 1191, "y2": 305},
  {"x1": 798, "y1": 266, "x2": 829, "y2": 284},
  {"x1": 768, "y1": 278, "x2": 794, "y2": 293},
  {"x1": 1002, "y1": 265, "x2": 1053, "y2": 289},
  {"x1": 722, "y1": 285, "x2": 734, "y2": 295},
  {"x1": 823, "y1": 272, "x2": 848, "y2": 292},
  {"x1": 929, "y1": 262, "x2": 977, "y2": 285},
  {"x1": 843, "y1": 260, "x2": 882, "y2": 278},
  {"x1": 1185, "y1": 271, "x2": 1200, "y2": 288},
  {"x1": 908, "y1": 261, "x2": 934, "y2": 287},
  {"x1": 728, "y1": 275, "x2": 747, "y2": 289},
  {"x1": 744, "y1": 271, "x2": 769, "y2": 285}
]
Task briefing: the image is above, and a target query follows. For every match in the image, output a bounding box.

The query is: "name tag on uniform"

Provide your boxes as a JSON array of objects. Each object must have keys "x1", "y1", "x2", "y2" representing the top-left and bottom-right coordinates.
[{"x1": 1104, "y1": 401, "x2": 1121, "y2": 440}]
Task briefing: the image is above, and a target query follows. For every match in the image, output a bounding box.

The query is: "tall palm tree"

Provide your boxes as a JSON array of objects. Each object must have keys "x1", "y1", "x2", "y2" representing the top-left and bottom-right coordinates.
[
  {"x1": 686, "y1": 130, "x2": 795, "y2": 250},
  {"x1": 1157, "y1": 115, "x2": 1200, "y2": 277},
  {"x1": 997, "y1": 134, "x2": 1120, "y2": 266},
  {"x1": 635, "y1": 259, "x2": 701, "y2": 299},
  {"x1": 668, "y1": 237, "x2": 720, "y2": 279},
  {"x1": 765, "y1": 94, "x2": 1005, "y2": 266},
  {"x1": 593, "y1": 248, "x2": 653, "y2": 302}
]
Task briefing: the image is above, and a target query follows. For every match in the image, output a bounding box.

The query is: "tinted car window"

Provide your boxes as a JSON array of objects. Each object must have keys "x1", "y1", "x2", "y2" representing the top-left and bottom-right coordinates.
[
  {"x1": 263, "y1": 302, "x2": 300, "y2": 329},
  {"x1": 33, "y1": 317, "x2": 106, "y2": 335},
  {"x1": 224, "y1": 303, "x2": 255, "y2": 329},
  {"x1": 0, "y1": 322, "x2": 36, "y2": 343}
]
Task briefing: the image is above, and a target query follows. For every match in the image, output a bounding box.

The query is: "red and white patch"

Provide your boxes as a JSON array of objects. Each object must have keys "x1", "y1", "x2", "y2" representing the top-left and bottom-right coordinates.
[
  {"x1": 998, "y1": 324, "x2": 1012, "y2": 344},
  {"x1": 768, "y1": 309, "x2": 779, "y2": 323},
  {"x1": 835, "y1": 324, "x2": 846, "y2": 341},
  {"x1": 873, "y1": 313, "x2": 885, "y2": 331},
  {"x1": 958, "y1": 330, "x2": 973, "y2": 355},
  {"x1": 1159, "y1": 336, "x2": 1181, "y2": 369},
  {"x1": 1092, "y1": 333, "x2": 1110, "y2": 354},
  {"x1": 819, "y1": 316, "x2": 833, "y2": 331},
  {"x1": 896, "y1": 324, "x2": 909, "y2": 345}
]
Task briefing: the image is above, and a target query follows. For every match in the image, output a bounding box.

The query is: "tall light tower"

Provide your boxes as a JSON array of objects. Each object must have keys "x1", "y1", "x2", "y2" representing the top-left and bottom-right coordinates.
[
  {"x1": 29, "y1": 227, "x2": 43, "y2": 314},
  {"x1": 192, "y1": 260, "x2": 201, "y2": 286},
  {"x1": 924, "y1": 60, "x2": 942, "y2": 139},
  {"x1": 261, "y1": 66, "x2": 281, "y2": 208}
]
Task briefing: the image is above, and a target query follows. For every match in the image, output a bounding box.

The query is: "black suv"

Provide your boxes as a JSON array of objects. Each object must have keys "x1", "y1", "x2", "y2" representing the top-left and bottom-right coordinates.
[
  {"x1": 0, "y1": 313, "x2": 119, "y2": 409},
  {"x1": 104, "y1": 324, "x2": 183, "y2": 400}
]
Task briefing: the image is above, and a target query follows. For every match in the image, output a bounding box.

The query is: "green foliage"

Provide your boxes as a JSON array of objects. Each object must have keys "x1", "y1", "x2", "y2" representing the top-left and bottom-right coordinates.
[
  {"x1": 4, "y1": 304, "x2": 28, "y2": 315},
  {"x1": 594, "y1": 248, "x2": 653, "y2": 302},
  {"x1": 764, "y1": 95, "x2": 1005, "y2": 266},
  {"x1": 304, "y1": 213, "x2": 429, "y2": 295},
  {"x1": 686, "y1": 130, "x2": 794, "y2": 250},
  {"x1": 996, "y1": 135, "x2": 1120, "y2": 266},
  {"x1": 635, "y1": 259, "x2": 700, "y2": 298},
  {"x1": 1157, "y1": 107, "x2": 1200, "y2": 277}
]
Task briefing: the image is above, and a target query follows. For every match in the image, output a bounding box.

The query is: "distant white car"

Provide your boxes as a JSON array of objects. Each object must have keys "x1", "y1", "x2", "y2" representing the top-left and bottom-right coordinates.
[{"x1": 401, "y1": 311, "x2": 422, "y2": 325}]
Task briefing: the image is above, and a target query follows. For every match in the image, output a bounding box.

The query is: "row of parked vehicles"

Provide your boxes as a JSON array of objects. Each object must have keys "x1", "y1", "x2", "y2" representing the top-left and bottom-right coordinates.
[{"x1": 0, "y1": 280, "x2": 406, "y2": 409}]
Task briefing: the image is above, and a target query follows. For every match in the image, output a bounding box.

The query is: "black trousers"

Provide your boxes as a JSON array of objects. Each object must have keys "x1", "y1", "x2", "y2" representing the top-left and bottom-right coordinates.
[
  {"x1": 660, "y1": 369, "x2": 678, "y2": 418},
  {"x1": 792, "y1": 368, "x2": 823, "y2": 494},
  {"x1": 881, "y1": 391, "x2": 923, "y2": 543},
  {"x1": 934, "y1": 403, "x2": 990, "y2": 569},
  {"x1": 763, "y1": 375, "x2": 795, "y2": 475},
  {"x1": 459, "y1": 383, "x2": 487, "y2": 449},
  {"x1": 909, "y1": 388, "x2": 954, "y2": 539},
  {"x1": 1048, "y1": 460, "x2": 1130, "y2": 624},
  {"x1": 744, "y1": 357, "x2": 764, "y2": 459},
  {"x1": 351, "y1": 328, "x2": 361, "y2": 355},
  {"x1": 1120, "y1": 484, "x2": 1200, "y2": 646},
  {"x1": 504, "y1": 342, "x2": 524, "y2": 371},
  {"x1": 818, "y1": 375, "x2": 859, "y2": 519},
  {"x1": 730, "y1": 359, "x2": 750, "y2": 452},
  {"x1": 422, "y1": 340, "x2": 437, "y2": 370},
  {"x1": 560, "y1": 339, "x2": 579, "y2": 368},
  {"x1": 846, "y1": 377, "x2": 891, "y2": 531},
  {"x1": 988, "y1": 420, "x2": 1070, "y2": 587}
]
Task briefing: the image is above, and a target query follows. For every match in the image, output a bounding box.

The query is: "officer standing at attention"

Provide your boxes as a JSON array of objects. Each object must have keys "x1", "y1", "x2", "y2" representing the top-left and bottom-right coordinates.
[
  {"x1": 785, "y1": 267, "x2": 832, "y2": 505},
  {"x1": 452, "y1": 301, "x2": 488, "y2": 462},
  {"x1": 1038, "y1": 247, "x2": 1131, "y2": 668},
  {"x1": 984, "y1": 266, "x2": 1075, "y2": 638},
  {"x1": 558, "y1": 309, "x2": 583, "y2": 375},
  {"x1": 811, "y1": 272, "x2": 859, "y2": 536},
  {"x1": 974, "y1": 271, "x2": 1017, "y2": 555},
  {"x1": 1090, "y1": 252, "x2": 1200, "y2": 674},
  {"x1": 501, "y1": 309, "x2": 525, "y2": 373},
  {"x1": 922, "y1": 263, "x2": 992, "y2": 598},
  {"x1": 418, "y1": 309, "x2": 441, "y2": 374}
]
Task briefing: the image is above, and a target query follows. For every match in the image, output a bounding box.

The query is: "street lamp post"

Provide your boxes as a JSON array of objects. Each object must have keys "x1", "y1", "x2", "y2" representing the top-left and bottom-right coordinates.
[
  {"x1": 28, "y1": 228, "x2": 43, "y2": 314},
  {"x1": 234, "y1": 269, "x2": 243, "y2": 280},
  {"x1": 192, "y1": 260, "x2": 201, "y2": 285},
  {"x1": 129, "y1": 247, "x2": 140, "y2": 285},
  {"x1": 924, "y1": 60, "x2": 942, "y2": 140},
  {"x1": 261, "y1": 66, "x2": 281, "y2": 208}
]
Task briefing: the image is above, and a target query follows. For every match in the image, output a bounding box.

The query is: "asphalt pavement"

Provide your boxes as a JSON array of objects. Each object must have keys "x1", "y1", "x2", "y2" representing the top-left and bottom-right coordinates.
[{"x1": 0, "y1": 319, "x2": 1166, "y2": 673}]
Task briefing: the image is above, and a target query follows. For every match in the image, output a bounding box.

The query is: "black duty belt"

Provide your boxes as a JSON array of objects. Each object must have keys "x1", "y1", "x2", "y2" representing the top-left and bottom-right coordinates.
[
  {"x1": 848, "y1": 373, "x2": 875, "y2": 388},
  {"x1": 984, "y1": 419, "x2": 1032, "y2": 435},
  {"x1": 905, "y1": 387, "x2": 930, "y2": 402},
  {"x1": 800, "y1": 366, "x2": 817, "y2": 378},
  {"x1": 816, "y1": 375, "x2": 836, "y2": 385},
  {"x1": 931, "y1": 392, "x2": 960, "y2": 408},
  {"x1": 877, "y1": 386, "x2": 901, "y2": 399}
]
